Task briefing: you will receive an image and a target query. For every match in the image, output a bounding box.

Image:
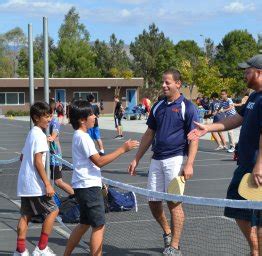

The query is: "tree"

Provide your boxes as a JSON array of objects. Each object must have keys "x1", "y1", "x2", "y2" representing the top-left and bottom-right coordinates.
[
  {"x1": 0, "y1": 27, "x2": 26, "y2": 77},
  {"x1": 204, "y1": 38, "x2": 216, "y2": 63},
  {"x1": 93, "y1": 34, "x2": 131, "y2": 77},
  {"x1": 56, "y1": 7, "x2": 99, "y2": 77},
  {"x1": 130, "y1": 23, "x2": 175, "y2": 88},
  {"x1": 215, "y1": 30, "x2": 258, "y2": 95},
  {"x1": 17, "y1": 35, "x2": 57, "y2": 77}
]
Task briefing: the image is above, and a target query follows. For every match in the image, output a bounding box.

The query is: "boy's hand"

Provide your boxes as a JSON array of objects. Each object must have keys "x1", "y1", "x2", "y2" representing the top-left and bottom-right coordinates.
[
  {"x1": 122, "y1": 139, "x2": 139, "y2": 152},
  {"x1": 252, "y1": 163, "x2": 262, "y2": 187},
  {"x1": 187, "y1": 122, "x2": 208, "y2": 141},
  {"x1": 47, "y1": 135, "x2": 54, "y2": 142},
  {"x1": 128, "y1": 159, "x2": 138, "y2": 176},
  {"x1": 45, "y1": 184, "x2": 55, "y2": 197}
]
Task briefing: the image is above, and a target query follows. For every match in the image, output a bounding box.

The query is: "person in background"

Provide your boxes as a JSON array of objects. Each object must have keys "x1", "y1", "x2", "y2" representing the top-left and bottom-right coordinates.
[
  {"x1": 49, "y1": 99, "x2": 74, "y2": 195},
  {"x1": 141, "y1": 96, "x2": 151, "y2": 119},
  {"x1": 209, "y1": 92, "x2": 227, "y2": 150},
  {"x1": 99, "y1": 99, "x2": 104, "y2": 115},
  {"x1": 114, "y1": 95, "x2": 124, "y2": 139},
  {"x1": 56, "y1": 100, "x2": 64, "y2": 124},
  {"x1": 87, "y1": 94, "x2": 105, "y2": 156},
  {"x1": 220, "y1": 89, "x2": 237, "y2": 153}
]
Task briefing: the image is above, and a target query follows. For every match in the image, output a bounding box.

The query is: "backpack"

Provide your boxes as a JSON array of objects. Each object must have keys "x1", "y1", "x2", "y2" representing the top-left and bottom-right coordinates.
[
  {"x1": 59, "y1": 196, "x2": 80, "y2": 223},
  {"x1": 107, "y1": 187, "x2": 137, "y2": 212}
]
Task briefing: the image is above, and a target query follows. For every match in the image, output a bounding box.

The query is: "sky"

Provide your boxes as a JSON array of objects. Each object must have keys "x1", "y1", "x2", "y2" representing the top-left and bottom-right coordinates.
[{"x1": 0, "y1": 0, "x2": 261, "y2": 47}]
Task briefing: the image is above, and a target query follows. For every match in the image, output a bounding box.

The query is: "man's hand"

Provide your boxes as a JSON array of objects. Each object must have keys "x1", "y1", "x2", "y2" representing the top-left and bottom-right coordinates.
[
  {"x1": 252, "y1": 163, "x2": 262, "y2": 187},
  {"x1": 45, "y1": 184, "x2": 55, "y2": 197},
  {"x1": 121, "y1": 139, "x2": 140, "y2": 152},
  {"x1": 187, "y1": 122, "x2": 208, "y2": 141},
  {"x1": 128, "y1": 159, "x2": 138, "y2": 176},
  {"x1": 182, "y1": 163, "x2": 193, "y2": 180}
]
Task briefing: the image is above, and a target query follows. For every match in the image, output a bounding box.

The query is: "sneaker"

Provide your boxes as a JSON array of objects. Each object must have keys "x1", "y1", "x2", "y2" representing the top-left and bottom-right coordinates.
[
  {"x1": 32, "y1": 246, "x2": 56, "y2": 256},
  {"x1": 99, "y1": 152, "x2": 105, "y2": 156},
  {"x1": 223, "y1": 146, "x2": 229, "y2": 150},
  {"x1": 227, "y1": 146, "x2": 235, "y2": 153},
  {"x1": 163, "y1": 246, "x2": 182, "y2": 256},
  {"x1": 114, "y1": 135, "x2": 121, "y2": 139},
  {"x1": 13, "y1": 249, "x2": 30, "y2": 256},
  {"x1": 214, "y1": 145, "x2": 223, "y2": 151},
  {"x1": 163, "y1": 233, "x2": 172, "y2": 248}
]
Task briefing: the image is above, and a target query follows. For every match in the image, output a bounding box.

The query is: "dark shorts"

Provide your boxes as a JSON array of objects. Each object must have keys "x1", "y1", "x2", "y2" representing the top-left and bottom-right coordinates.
[
  {"x1": 88, "y1": 127, "x2": 101, "y2": 140},
  {"x1": 114, "y1": 116, "x2": 122, "y2": 128},
  {"x1": 74, "y1": 187, "x2": 105, "y2": 227},
  {"x1": 50, "y1": 165, "x2": 62, "y2": 180},
  {"x1": 224, "y1": 166, "x2": 262, "y2": 226},
  {"x1": 20, "y1": 196, "x2": 58, "y2": 216}
]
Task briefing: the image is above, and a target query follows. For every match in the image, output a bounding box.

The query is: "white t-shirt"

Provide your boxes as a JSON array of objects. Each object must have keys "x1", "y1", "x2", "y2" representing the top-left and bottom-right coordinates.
[
  {"x1": 71, "y1": 130, "x2": 101, "y2": 189},
  {"x1": 17, "y1": 126, "x2": 49, "y2": 197}
]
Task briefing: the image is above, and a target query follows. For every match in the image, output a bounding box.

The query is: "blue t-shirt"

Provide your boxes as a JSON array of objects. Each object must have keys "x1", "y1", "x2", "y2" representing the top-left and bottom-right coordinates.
[
  {"x1": 147, "y1": 95, "x2": 199, "y2": 160},
  {"x1": 210, "y1": 99, "x2": 226, "y2": 122},
  {"x1": 238, "y1": 91, "x2": 262, "y2": 169},
  {"x1": 49, "y1": 117, "x2": 62, "y2": 166}
]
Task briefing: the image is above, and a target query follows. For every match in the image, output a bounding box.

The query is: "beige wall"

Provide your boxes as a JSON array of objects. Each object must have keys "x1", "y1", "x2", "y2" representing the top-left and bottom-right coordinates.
[{"x1": 0, "y1": 86, "x2": 140, "y2": 114}]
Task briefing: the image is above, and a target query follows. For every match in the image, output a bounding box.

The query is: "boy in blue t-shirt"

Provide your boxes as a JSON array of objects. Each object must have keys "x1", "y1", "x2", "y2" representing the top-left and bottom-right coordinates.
[{"x1": 48, "y1": 99, "x2": 74, "y2": 195}]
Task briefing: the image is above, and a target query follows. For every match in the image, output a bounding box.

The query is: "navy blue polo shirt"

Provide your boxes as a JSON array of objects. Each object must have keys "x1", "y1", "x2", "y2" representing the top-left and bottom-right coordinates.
[
  {"x1": 147, "y1": 95, "x2": 199, "y2": 160},
  {"x1": 238, "y1": 91, "x2": 262, "y2": 169}
]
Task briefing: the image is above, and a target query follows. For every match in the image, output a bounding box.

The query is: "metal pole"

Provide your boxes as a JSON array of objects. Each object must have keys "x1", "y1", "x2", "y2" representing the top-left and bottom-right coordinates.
[
  {"x1": 43, "y1": 17, "x2": 50, "y2": 181},
  {"x1": 28, "y1": 24, "x2": 34, "y2": 129}
]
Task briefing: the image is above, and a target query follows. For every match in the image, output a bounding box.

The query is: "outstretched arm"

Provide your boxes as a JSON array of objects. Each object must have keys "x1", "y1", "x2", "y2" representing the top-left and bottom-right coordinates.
[{"x1": 188, "y1": 114, "x2": 243, "y2": 141}]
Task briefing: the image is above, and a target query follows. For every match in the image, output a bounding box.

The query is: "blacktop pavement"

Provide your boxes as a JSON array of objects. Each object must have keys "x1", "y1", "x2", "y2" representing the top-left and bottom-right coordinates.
[{"x1": 0, "y1": 115, "x2": 241, "y2": 143}]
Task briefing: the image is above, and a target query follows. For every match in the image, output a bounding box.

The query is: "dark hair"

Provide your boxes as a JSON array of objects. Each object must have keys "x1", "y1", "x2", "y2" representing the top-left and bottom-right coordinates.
[
  {"x1": 221, "y1": 89, "x2": 227, "y2": 94},
  {"x1": 69, "y1": 100, "x2": 93, "y2": 130},
  {"x1": 163, "y1": 69, "x2": 182, "y2": 81},
  {"x1": 87, "y1": 94, "x2": 95, "y2": 102},
  {"x1": 211, "y1": 92, "x2": 219, "y2": 98},
  {"x1": 30, "y1": 102, "x2": 51, "y2": 123},
  {"x1": 49, "y1": 98, "x2": 56, "y2": 114}
]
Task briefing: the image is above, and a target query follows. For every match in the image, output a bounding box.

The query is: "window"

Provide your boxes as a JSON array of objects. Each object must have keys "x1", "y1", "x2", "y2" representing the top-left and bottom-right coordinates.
[
  {"x1": 0, "y1": 92, "x2": 25, "y2": 105},
  {"x1": 73, "y1": 92, "x2": 98, "y2": 102}
]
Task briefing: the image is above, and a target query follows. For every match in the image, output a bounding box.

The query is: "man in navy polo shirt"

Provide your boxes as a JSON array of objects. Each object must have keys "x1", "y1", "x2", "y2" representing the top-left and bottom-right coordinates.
[
  {"x1": 128, "y1": 69, "x2": 199, "y2": 256},
  {"x1": 188, "y1": 54, "x2": 262, "y2": 256}
]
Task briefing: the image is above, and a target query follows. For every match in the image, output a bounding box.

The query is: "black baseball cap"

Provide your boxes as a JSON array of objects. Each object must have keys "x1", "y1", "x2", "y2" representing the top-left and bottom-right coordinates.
[{"x1": 238, "y1": 54, "x2": 262, "y2": 69}]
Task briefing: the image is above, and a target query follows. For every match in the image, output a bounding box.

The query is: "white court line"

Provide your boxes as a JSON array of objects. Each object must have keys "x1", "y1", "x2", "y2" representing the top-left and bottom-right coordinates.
[
  {"x1": 0, "y1": 147, "x2": 7, "y2": 150},
  {"x1": 0, "y1": 215, "x2": 236, "y2": 232}
]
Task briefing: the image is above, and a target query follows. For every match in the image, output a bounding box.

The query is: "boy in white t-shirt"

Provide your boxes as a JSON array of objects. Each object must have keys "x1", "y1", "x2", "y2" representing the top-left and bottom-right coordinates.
[
  {"x1": 64, "y1": 100, "x2": 139, "y2": 256},
  {"x1": 13, "y1": 102, "x2": 59, "y2": 256}
]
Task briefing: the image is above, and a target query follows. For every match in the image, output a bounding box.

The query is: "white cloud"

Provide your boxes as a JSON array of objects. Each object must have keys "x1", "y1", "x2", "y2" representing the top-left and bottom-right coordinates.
[
  {"x1": 0, "y1": 0, "x2": 73, "y2": 15},
  {"x1": 224, "y1": 1, "x2": 255, "y2": 13}
]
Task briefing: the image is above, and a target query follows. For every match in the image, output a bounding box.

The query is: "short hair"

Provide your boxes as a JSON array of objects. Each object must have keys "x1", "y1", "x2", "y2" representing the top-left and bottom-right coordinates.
[
  {"x1": 49, "y1": 98, "x2": 56, "y2": 113},
  {"x1": 221, "y1": 89, "x2": 227, "y2": 94},
  {"x1": 163, "y1": 69, "x2": 182, "y2": 82},
  {"x1": 30, "y1": 102, "x2": 51, "y2": 123},
  {"x1": 114, "y1": 95, "x2": 119, "y2": 99},
  {"x1": 211, "y1": 92, "x2": 219, "y2": 98},
  {"x1": 87, "y1": 94, "x2": 95, "y2": 102},
  {"x1": 69, "y1": 100, "x2": 93, "y2": 130}
]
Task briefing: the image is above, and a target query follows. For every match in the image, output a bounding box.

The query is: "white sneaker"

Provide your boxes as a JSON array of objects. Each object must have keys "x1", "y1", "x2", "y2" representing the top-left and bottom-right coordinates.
[
  {"x1": 214, "y1": 145, "x2": 223, "y2": 151},
  {"x1": 32, "y1": 246, "x2": 56, "y2": 256},
  {"x1": 13, "y1": 249, "x2": 30, "y2": 256},
  {"x1": 227, "y1": 147, "x2": 235, "y2": 153}
]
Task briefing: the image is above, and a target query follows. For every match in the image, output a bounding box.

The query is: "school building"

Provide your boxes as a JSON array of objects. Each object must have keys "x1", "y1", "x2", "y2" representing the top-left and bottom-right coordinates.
[{"x1": 0, "y1": 78, "x2": 144, "y2": 114}]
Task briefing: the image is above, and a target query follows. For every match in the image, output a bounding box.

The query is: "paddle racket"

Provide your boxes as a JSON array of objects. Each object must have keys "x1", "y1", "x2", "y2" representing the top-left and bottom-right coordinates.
[{"x1": 167, "y1": 176, "x2": 186, "y2": 203}]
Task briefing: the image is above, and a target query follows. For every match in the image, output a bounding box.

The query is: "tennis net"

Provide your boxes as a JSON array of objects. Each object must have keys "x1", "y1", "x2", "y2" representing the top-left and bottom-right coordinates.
[{"x1": 0, "y1": 156, "x2": 261, "y2": 256}]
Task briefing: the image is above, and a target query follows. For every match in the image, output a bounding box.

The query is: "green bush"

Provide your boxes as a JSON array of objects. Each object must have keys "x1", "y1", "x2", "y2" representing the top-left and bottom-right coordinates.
[{"x1": 5, "y1": 110, "x2": 30, "y2": 116}]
